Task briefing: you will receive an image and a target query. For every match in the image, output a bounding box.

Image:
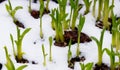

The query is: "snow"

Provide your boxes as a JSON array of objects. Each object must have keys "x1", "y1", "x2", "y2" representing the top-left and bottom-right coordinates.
[{"x1": 0, "y1": 0, "x2": 120, "y2": 70}]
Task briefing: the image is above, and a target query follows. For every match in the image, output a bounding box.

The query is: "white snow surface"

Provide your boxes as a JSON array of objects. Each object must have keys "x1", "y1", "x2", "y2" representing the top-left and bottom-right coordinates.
[{"x1": 0, "y1": 0, "x2": 120, "y2": 70}]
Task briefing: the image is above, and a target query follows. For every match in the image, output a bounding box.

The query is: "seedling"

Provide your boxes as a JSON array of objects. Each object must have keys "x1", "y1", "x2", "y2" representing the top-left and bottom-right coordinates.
[
  {"x1": 67, "y1": 39, "x2": 72, "y2": 62},
  {"x1": 50, "y1": 9, "x2": 66, "y2": 43},
  {"x1": 91, "y1": 27, "x2": 106, "y2": 66},
  {"x1": 10, "y1": 27, "x2": 31, "y2": 61},
  {"x1": 111, "y1": 13, "x2": 120, "y2": 52},
  {"x1": 83, "y1": 0, "x2": 92, "y2": 15},
  {"x1": 39, "y1": 0, "x2": 44, "y2": 39},
  {"x1": 50, "y1": 9, "x2": 56, "y2": 30},
  {"x1": 76, "y1": 14, "x2": 85, "y2": 57},
  {"x1": 5, "y1": 0, "x2": 23, "y2": 24},
  {"x1": 49, "y1": 36, "x2": 53, "y2": 62},
  {"x1": 97, "y1": 0, "x2": 103, "y2": 21},
  {"x1": 42, "y1": 44, "x2": 48, "y2": 66},
  {"x1": 80, "y1": 62, "x2": 93, "y2": 70},
  {"x1": 103, "y1": 0, "x2": 114, "y2": 29},
  {"x1": 70, "y1": 0, "x2": 82, "y2": 30},
  {"x1": 92, "y1": 0, "x2": 97, "y2": 17},
  {"x1": 57, "y1": 0, "x2": 69, "y2": 30},
  {"x1": 4, "y1": 46, "x2": 27, "y2": 70},
  {"x1": 46, "y1": 0, "x2": 50, "y2": 13},
  {"x1": 104, "y1": 47, "x2": 116, "y2": 70}
]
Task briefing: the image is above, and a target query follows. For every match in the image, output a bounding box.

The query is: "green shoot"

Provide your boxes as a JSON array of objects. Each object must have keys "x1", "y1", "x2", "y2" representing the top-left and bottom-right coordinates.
[
  {"x1": 50, "y1": 9, "x2": 66, "y2": 43},
  {"x1": 103, "y1": 0, "x2": 114, "y2": 29},
  {"x1": 70, "y1": 0, "x2": 82, "y2": 30},
  {"x1": 111, "y1": 13, "x2": 120, "y2": 52},
  {"x1": 57, "y1": 0, "x2": 69, "y2": 30},
  {"x1": 80, "y1": 62, "x2": 93, "y2": 70},
  {"x1": 97, "y1": 0, "x2": 103, "y2": 21},
  {"x1": 10, "y1": 27, "x2": 31, "y2": 61},
  {"x1": 104, "y1": 47, "x2": 116, "y2": 70},
  {"x1": 42, "y1": 44, "x2": 48, "y2": 66},
  {"x1": 76, "y1": 14, "x2": 85, "y2": 57},
  {"x1": 67, "y1": 39, "x2": 72, "y2": 62},
  {"x1": 4, "y1": 46, "x2": 27, "y2": 70},
  {"x1": 92, "y1": 0, "x2": 97, "y2": 17},
  {"x1": 49, "y1": 36, "x2": 53, "y2": 62},
  {"x1": 46, "y1": 0, "x2": 50, "y2": 12},
  {"x1": 50, "y1": 9, "x2": 56, "y2": 30},
  {"x1": 5, "y1": 0, "x2": 23, "y2": 23},
  {"x1": 28, "y1": 0, "x2": 32, "y2": 13},
  {"x1": 83, "y1": 0, "x2": 92, "y2": 15},
  {"x1": 39, "y1": 0, "x2": 44, "y2": 39},
  {"x1": 110, "y1": 0, "x2": 114, "y2": 18},
  {"x1": 91, "y1": 27, "x2": 106, "y2": 66}
]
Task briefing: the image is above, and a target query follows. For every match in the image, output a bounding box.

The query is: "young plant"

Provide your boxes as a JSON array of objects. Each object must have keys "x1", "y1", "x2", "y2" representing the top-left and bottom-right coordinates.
[
  {"x1": 92, "y1": 0, "x2": 97, "y2": 17},
  {"x1": 57, "y1": 0, "x2": 69, "y2": 30},
  {"x1": 4, "y1": 46, "x2": 27, "y2": 70},
  {"x1": 76, "y1": 14, "x2": 85, "y2": 57},
  {"x1": 97, "y1": 0, "x2": 103, "y2": 21},
  {"x1": 10, "y1": 27, "x2": 31, "y2": 61},
  {"x1": 50, "y1": 8, "x2": 56, "y2": 30},
  {"x1": 5, "y1": 0, "x2": 23, "y2": 24},
  {"x1": 49, "y1": 36, "x2": 53, "y2": 62},
  {"x1": 104, "y1": 46, "x2": 116, "y2": 70},
  {"x1": 91, "y1": 27, "x2": 106, "y2": 66},
  {"x1": 39, "y1": 0, "x2": 44, "y2": 39},
  {"x1": 67, "y1": 39, "x2": 72, "y2": 62},
  {"x1": 46, "y1": 0, "x2": 50, "y2": 13},
  {"x1": 70, "y1": 0, "x2": 82, "y2": 30},
  {"x1": 42, "y1": 44, "x2": 48, "y2": 66},
  {"x1": 80, "y1": 62, "x2": 93, "y2": 70},
  {"x1": 83, "y1": 0, "x2": 92, "y2": 15},
  {"x1": 103, "y1": 0, "x2": 114, "y2": 29},
  {"x1": 28, "y1": 0, "x2": 32, "y2": 13},
  {"x1": 50, "y1": 9, "x2": 66, "y2": 43}
]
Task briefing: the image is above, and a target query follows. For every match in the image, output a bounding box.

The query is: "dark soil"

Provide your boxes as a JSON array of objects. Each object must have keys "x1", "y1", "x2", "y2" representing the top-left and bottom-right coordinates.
[
  {"x1": 0, "y1": 0, "x2": 5, "y2": 3},
  {"x1": 0, "y1": 63, "x2": 2, "y2": 70},
  {"x1": 15, "y1": 56, "x2": 37, "y2": 64},
  {"x1": 116, "y1": 66, "x2": 120, "y2": 70},
  {"x1": 30, "y1": 9, "x2": 50, "y2": 19},
  {"x1": 14, "y1": 20, "x2": 25, "y2": 29},
  {"x1": 95, "y1": 20, "x2": 112, "y2": 33},
  {"x1": 33, "y1": 0, "x2": 37, "y2": 3},
  {"x1": 54, "y1": 29, "x2": 91, "y2": 47},
  {"x1": 52, "y1": 0, "x2": 58, "y2": 3},
  {"x1": 94, "y1": 63, "x2": 110, "y2": 70},
  {"x1": 68, "y1": 56, "x2": 85, "y2": 69}
]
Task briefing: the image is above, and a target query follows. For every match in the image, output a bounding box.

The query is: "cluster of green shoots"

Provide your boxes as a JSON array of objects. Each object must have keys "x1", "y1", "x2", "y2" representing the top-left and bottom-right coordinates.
[
  {"x1": 70, "y1": 0, "x2": 82, "y2": 30},
  {"x1": 57, "y1": 0, "x2": 69, "y2": 30},
  {"x1": 91, "y1": 27, "x2": 106, "y2": 66},
  {"x1": 83, "y1": 0, "x2": 92, "y2": 15},
  {"x1": 76, "y1": 14, "x2": 85, "y2": 57},
  {"x1": 10, "y1": 27, "x2": 31, "y2": 61},
  {"x1": 103, "y1": 0, "x2": 114, "y2": 29},
  {"x1": 50, "y1": 9, "x2": 66, "y2": 43},
  {"x1": 80, "y1": 62, "x2": 93, "y2": 70},
  {"x1": 111, "y1": 13, "x2": 120, "y2": 52},
  {"x1": 5, "y1": 0, "x2": 23, "y2": 24},
  {"x1": 4, "y1": 46, "x2": 27, "y2": 70}
]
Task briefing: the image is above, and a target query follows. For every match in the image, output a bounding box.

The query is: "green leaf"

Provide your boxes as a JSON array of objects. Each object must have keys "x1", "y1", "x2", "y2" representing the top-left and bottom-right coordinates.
[
  {"x1": 16, "y1": 65, "x2": 27, "y2": 70},
  {"x1": 12, "y1": 6, "x2": 23, "y2": 17},
  {"x1": 4, "y1": 46, "x2": 15, "y2": 70},
  {"x1": 20, "y1": 28, "x2": 31, "y2": 41},
  {"x1": 85, "y1": 63, "x2": 93, "y2": 70},
  {"x1": 78, "y1": 14, "x2": 85, "y2": 32},
  {"x1": 100, "y1": 28, "x2": 106, "y2": 47},
  {"x1": 91, "y1": 36, "x2": 100, "y2": 47}
]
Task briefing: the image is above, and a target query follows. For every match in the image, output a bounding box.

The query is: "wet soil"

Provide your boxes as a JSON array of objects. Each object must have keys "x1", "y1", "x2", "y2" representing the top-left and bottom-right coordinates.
[
  {"x1": 0, "y1": 0, "x2": 5, "y2": 3},
  {"x1": 0, "y1": 63, "x2": 2, "y2": 70},
  {"x1": 93, "y1": 63, "x2": 110, "y2": 70},
  {"x1": 54, "y1": 29, "x2": 91, "y2": 47},
  {"x1": 68, "y1": 56, "x2": 85, "y2": 69},
  {"x1": 30, "y1": 9, "x2": 50, "y2": 19},
  {"x1": 14, "y1": 20, "x2": 25, "y2": 29},
  {"x1": 15, "y1": 56, "x2": 37, "y2": 64}
]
